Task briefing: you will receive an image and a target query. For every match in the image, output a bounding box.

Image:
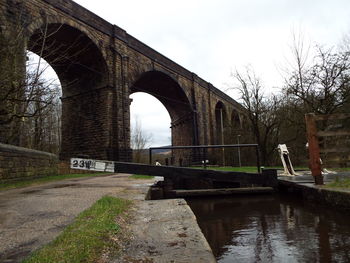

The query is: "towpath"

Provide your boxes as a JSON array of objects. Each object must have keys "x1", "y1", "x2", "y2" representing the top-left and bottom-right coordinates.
[{"x1": 0, "y1": 174, "x2": 215, "y2": 263}]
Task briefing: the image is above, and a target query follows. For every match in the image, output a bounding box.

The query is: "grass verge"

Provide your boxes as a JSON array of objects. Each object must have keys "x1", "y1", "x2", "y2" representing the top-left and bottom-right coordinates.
[
  {"x1": 332, "y1": 167, "x2": 350, "y2": 172},
  {"x1": 0, "y1": 173, "x2": 110, "y2": 191},
  {"x1": 23, "y1": 196, "x2": 131, "y2": 263},
  {"x1": 130, "y1": 174, "x2": 155, "y2": 179},
  {"x1": 191, "y1": 166, "x2": 261, "y2": 173},
  {"x1": 207, "y1": 166, "x2": 260, "y2": 173},
  {"x1": 324, "y1": 177, "x2": 350, "y2": 189},
  {"x1": 191, "y1": 166, "x2": 310, "y2": 173}
]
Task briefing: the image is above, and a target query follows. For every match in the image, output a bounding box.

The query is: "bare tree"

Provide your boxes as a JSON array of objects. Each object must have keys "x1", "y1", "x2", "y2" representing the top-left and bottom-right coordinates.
[
  {"x1": 0, "y1": 12, "x2": 27, "y2": 144},
  {"x1": 131, "y1": 116, "x2": 152, "y2": 163},
  {"x1": 0, "y1": 10, "x2": 62, "y2": 147},
  {"x1": 232, "y1": 66, "x2": 283, "y2": 165},
  {"x1": 1, "y1": 7, "x2": 91, "y2": 153},
  {"x1": 283, "y1": 33, "x2": 350, "y2": 115}
]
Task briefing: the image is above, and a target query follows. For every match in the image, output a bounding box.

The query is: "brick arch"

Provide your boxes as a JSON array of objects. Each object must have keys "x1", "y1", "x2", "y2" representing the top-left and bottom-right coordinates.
[
  {"x1": 130, "y1": 70, "x2": 195, "y2": 147},
  {"x1": 27, "y1": 22, "x2": 109, "y2": 97}
]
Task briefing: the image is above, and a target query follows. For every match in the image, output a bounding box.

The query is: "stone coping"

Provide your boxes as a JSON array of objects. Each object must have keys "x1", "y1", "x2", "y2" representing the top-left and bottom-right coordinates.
[{"x1": 0, "y1": 143, "x2": 57, "y2": 159}]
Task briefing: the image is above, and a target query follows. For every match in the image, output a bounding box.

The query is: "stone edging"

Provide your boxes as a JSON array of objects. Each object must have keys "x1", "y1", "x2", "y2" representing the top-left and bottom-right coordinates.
[{"x1": 279, "y1": 179, "x2": 350, "y2": 211}]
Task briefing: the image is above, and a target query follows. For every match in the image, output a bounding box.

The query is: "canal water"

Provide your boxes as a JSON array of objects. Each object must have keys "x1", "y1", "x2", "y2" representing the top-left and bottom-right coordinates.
[{"x1": 187, "y1": 194, "x2": 350, "y2": 263}]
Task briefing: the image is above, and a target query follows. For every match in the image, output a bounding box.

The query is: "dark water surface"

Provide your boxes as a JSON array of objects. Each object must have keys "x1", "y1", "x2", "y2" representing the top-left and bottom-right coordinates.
[{"x1": 187, "y1": 194, "x2": 350, "y2": 263}]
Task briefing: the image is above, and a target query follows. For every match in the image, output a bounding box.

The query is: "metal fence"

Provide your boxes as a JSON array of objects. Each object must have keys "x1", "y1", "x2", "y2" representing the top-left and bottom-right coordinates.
[{"x1": 148, "y1": 144, "x2": 261, "y2": 173}]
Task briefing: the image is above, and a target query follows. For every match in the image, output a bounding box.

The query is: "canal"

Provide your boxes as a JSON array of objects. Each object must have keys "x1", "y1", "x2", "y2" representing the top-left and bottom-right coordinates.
[{"x1": 187, "y1": 194, "x2": 350, "y2": 262}]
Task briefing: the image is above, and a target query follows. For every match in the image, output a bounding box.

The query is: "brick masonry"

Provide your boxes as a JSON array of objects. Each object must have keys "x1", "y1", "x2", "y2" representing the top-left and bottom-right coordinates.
[
  {"x1": 0, "y1": 0, "x2": 247, "y2": 163},
  {"x1": 0, "y1": 143, "x2": 58, "y2": 181}
]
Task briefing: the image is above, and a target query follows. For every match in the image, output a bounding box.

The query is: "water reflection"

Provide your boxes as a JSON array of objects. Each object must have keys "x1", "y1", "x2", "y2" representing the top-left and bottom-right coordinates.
[{"x1": 187, "y1": 194, "x2": 350, "y2": 263}]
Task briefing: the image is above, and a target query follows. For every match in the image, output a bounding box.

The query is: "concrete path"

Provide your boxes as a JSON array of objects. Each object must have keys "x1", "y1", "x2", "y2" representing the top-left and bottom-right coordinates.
[
  {"x1": 0, "y1": 174, "x2": 154, "y2": 263},
  {"x1": 115, "y1": 199, "x2": 216, "y2": 263},
  {"x1": 0, "y1": 174, "x2": 216, "y2": 263}
]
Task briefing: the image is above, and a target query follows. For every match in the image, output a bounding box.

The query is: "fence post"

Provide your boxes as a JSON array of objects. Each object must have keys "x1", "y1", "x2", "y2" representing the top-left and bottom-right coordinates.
[{"x1": 305, "y1": 113, "x2": 323, "y2": 185}]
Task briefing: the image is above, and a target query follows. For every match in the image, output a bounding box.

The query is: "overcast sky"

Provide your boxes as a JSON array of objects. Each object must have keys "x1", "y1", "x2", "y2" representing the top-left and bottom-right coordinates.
[{"x1": 69, "y1": 0, "x2": 350, "y2": 146}]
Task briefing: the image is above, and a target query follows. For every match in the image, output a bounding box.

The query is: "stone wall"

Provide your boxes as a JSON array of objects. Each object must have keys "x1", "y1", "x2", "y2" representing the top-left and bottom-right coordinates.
[
  {"x1": 0, "y1": 143, "x2": 58, "y2": 182},
  {"x1": 279, "y1": 178, "x2": 350, "y2": 211}
]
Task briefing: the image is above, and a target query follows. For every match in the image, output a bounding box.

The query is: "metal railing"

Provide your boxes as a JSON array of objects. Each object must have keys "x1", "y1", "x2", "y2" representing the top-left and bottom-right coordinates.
[{"x1": 149, "y1": 144, "x2": 261, "y2": 173}]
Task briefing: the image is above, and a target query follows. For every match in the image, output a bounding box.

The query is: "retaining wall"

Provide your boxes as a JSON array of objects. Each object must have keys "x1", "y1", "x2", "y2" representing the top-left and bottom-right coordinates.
[
  {"x1": 279, "y1": 179, "x2": 350, "y2": 211},
  {"x1": 0, "y1": 143, "x2": 58, "y2": 182}
]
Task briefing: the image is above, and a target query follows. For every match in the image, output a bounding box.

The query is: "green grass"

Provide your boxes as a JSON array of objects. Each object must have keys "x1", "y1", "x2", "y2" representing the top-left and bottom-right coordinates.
[
  {"x1": 130, "y1": 174, "x2": 155, "y2": 179},
  {"x1": 332, "y1": 167, "x2": 350, "y2": 172},
  {"x1": 191, "y1": 166, "x2": 311, "y2": 173},
  {"x1": 325, "y1": 177, "x2": 350, "y2": 189},
  {"x1": 23, "y1": 196, "x2": 131, "y2": 263},
  {"x1": 0, "y1": 173, "x2": 109, "y2": 191},
  {"x1": 191, "y1": 166, "x2": 260, "y2": 173},
  {"x1": 210, "y1": 166, "x2": 259, "y2": 173}
]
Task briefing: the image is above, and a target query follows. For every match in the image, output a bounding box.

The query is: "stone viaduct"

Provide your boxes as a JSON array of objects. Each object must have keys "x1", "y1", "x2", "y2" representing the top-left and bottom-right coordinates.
[{"x1": 0, "y1": 0, "x2": 246, "y2": 162}]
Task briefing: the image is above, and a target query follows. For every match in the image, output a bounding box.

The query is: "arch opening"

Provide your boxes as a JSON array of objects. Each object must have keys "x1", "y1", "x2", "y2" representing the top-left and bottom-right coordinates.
[
  {"x1": 131, "y1": 71, "x2": 192, "y2": 120},
  {"x1": 231, "y1": 110, "x2": 241, "y2": 131},
  {"x1": 20, "y1": 51, "x2": 62, "y2": 154},
  {"x1": 130, "y1": 71, "x2": 195, "y2": 165},
  {"x1": 26, "y1": 23, "x2": 110, "y2": 160},
  {"x1": 131, "y1": 71, "x2": 194, "y2": 145},
  {"x1": 28, "y1": 23, "x2": 108, "y2": 98},
  {"x1": 215, "y1": 101, "x2": 227, "y2": 145},
  {"x1": 130, "y1": 92, "x2": 171, "y2": 163}
]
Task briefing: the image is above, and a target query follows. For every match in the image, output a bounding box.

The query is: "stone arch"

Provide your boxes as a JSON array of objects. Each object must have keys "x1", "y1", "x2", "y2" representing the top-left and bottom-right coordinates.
[
  {"x1": 26, "y1": 23, "x2": 111, "y2": 160},
  {"x1": 27, "y1": 23, "x2": 109, "y2": 97},
  {"x1": 201, "y1": 98, "x2": 209, "y2": 145},
  {"x1": 214, "y1": 101, "x2": 227, "y2": 144},
  {"x1": 231, "y1": 109, "x2": 242, "y2": 130},
  {"x1": 27, "y1": 15, "x2": 107, "y2": 58},
  {"x1": 130, "y1": 70, "x2": 195, "y2": 147}
]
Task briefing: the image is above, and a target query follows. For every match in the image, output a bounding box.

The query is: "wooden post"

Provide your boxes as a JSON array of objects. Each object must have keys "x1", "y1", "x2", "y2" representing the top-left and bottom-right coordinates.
[{"x1": 305, "y1": 113, "x2": 323, "y2": 185}]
